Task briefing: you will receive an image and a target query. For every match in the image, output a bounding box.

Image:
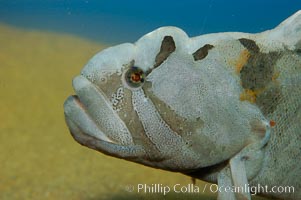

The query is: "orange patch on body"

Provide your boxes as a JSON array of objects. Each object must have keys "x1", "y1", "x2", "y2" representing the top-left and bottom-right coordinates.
[
  {"x1": 239, "y1": 88, "x2": 265, "y2": 103},
  {"x1": 240, "y1": 89, "x2": 257, "y2": 103},
  {"x1": 270, "y1": 120, "x2": 276, "y2": 127},
  {"x1": 234, "y1": 49, "x2": 251, "y2": 73}
]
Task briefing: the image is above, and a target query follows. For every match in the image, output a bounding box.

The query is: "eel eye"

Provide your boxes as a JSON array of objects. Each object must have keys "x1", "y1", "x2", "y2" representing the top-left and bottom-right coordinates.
[{"x1": 124, "y1": 66, "x2": 145, "y2": 88}]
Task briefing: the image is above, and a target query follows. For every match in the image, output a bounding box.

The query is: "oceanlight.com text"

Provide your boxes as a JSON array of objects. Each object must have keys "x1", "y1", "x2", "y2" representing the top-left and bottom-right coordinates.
[{"x1": 124, "y1": 183, "x2": 295, "y2": 196}]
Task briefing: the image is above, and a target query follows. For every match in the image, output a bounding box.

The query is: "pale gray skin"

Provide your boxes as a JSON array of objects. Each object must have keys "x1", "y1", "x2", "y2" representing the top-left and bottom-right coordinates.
[{"x1": 64, "y1": 11, "x2": 301, "y2": 200}]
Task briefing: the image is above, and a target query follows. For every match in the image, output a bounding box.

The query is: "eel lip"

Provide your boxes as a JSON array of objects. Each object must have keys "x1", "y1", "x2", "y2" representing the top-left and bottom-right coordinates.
[
  {"x1": 64, "y1": 95, "x2": 146, "y2": 159},
  {"x1": 69, "y1": 75, "x2": 134, "y2": 146},
  {"x1": 63, "y1": 95, "x2": 114, "y2": 143}
]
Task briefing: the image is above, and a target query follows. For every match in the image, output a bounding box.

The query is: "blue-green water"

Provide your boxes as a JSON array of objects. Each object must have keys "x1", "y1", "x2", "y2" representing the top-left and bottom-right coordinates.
[
  {"x1": 1, "y1": 1, "x2": 300, "y2": 200},
  {"x1": 0, "y1": 0, "x2": 300, "y2": 43}
]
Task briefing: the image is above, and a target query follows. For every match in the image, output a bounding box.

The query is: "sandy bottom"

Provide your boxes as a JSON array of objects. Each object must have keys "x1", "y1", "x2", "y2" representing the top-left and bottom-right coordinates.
[{"x1": 0, "y1": 24, "x2": 272, "y2": 200}]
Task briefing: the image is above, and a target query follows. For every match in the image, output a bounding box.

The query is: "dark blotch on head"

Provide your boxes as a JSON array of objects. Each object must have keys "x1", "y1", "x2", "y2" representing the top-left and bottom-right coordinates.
[
  {"x1": 192, "y1": 44, "x2": 214, "y2": 61},
  {"x1": 240, "y1": 52, "x2": 279, "y2": 90},
  {"x1": 240, "y1": 48, "x2": 283, "y2": 114},
  {"x1": 154, "y1": 36, "x2": 176, "y2": 68},
  {"x1": 239, "y1": 38, "x2": 260, "y2": 53}
]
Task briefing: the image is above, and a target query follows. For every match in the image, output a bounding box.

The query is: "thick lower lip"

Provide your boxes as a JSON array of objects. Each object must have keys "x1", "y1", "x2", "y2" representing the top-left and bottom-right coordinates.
[
  {"x1": 64, "y1": 95, "x2": 114, "y2": 143},
  {"x1": 64, "y1": 94, "x2": 146, "y2": 160},
  {"x1": 64, "y1": 75, "x2": 134, "y2": 145}
]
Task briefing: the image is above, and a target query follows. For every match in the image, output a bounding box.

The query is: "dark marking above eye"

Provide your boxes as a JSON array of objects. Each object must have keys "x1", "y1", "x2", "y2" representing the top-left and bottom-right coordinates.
[
  {"x1": 192, "y1": 44, "x2": 214, "y2": 61},
  {"x1": 154, "y1": 36, "x2": 176, "y2": 68},
  {"x1": 239, "y1": 38, "x2": 260, "y2": 53}
]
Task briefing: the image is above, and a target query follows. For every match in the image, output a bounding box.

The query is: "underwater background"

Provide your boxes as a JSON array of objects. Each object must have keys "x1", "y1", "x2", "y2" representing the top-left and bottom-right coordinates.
[
  {"x1": 1, "y1": 0, "x2": 301, "y2": 44},
  {"x1": 0, "y1": 1, "x2": 300, "y2": 200}
]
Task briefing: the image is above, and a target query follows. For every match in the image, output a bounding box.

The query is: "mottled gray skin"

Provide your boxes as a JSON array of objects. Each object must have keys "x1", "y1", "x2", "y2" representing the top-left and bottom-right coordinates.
[{"x1": 64, "y1": 11, "x2": 301, "y2": 200}]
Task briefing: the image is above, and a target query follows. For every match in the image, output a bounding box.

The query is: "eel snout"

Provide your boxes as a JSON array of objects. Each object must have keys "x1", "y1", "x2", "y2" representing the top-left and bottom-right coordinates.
[{"x1": 63, "y1": 76, "x2": 145, "y2": 159}]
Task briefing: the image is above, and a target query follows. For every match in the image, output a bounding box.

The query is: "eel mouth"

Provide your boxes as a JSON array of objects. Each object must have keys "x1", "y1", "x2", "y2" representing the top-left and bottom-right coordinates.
[
  {"x1": 64, "y1": 95, "x2": 114, "y2": 143},
  {"x1": 63, "y1": 75, "x2": 145, "y2": 158}
]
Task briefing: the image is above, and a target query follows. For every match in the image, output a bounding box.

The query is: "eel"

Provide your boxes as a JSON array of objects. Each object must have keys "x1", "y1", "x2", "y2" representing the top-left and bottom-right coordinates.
[{"x1": 64, "y1": 11, "x2": 301, "y2": 200}]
